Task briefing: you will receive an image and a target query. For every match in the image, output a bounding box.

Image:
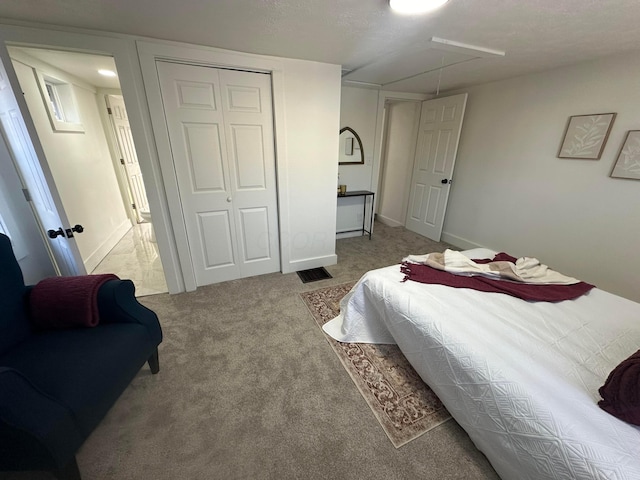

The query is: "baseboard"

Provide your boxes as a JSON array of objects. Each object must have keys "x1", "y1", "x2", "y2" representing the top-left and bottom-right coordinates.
[
  {"x1": 84, "y1": 219, "x2": 133, "y2": 273},
  {"x1": 283, "y1": 253, "x2": 338, "y2": 274},
  {"x1": 440, "y1": 231, "x2": 485, "y2": 251},
  {"x1": 376, "y1": 215, "x2": 404, "y2": 228}
]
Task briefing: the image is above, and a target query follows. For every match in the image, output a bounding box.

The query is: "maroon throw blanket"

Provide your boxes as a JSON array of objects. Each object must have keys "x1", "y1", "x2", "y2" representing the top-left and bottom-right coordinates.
[
  {"x1": 30, "y1": 274, "x2": 119, "y2": 329},
  {"x1": 598, "y1": 349, "x2": 640, "y2": 426},
  {"x1": 401, "y1": 253, "x2": 594, "y2": 302}
]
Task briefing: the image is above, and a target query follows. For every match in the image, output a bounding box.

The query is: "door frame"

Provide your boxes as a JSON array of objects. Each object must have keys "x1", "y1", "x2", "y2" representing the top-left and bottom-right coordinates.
[
  {"x1": 138, "y1": 40, "x2": 289, "y2": 292},
  {"x1": 0, "y1": 24, "x2": 184, "y2": 291},
  {"x1": 376, "y1": 99, "x2": 423, "y2": 228},
  {"x1": 370, "y1": 91, "x2": 430, "y2": 225}
]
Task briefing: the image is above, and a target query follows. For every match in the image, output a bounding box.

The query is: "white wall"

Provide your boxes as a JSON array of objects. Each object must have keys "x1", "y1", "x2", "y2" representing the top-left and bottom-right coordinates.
[
  {"x1": 443, "y1": 51, "x2": 640, "y2": 302},
  {"x1": 11, "y1": 52, "x2": 130, "y2": 272},
  {"x1": 377, "y1": 101, "x2": 420, "y2": 227},
  {"x1": 337, "y1": 86, "x2": 379, "y2": 237}
]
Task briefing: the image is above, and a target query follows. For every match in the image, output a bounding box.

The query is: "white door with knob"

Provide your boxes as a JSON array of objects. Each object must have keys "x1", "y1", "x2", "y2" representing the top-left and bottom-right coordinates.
[
  {"x1": 156, "y1": 61, "x2": 280, "y2": 286},
  {"x1": 106, "y1": 94, "x2": 149, "y2": 223},
  {"x1": 0, "y1": 135, "x2": 56, "y2": 283},
  {"x1": 0, "y1": 52, "x2": 84, "y2": 277},
  {"x1": 406, "y1": 93, "x2": 467, "y2": 241}
]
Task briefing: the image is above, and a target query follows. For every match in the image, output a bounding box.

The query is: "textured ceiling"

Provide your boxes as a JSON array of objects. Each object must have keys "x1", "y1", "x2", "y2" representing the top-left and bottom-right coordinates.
[{"x1": 1, "y1": 0, "x2": 640, "y2": 93}]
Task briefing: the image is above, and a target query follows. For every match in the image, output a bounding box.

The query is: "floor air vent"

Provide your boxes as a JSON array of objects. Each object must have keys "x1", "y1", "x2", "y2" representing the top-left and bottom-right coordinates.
[{"x1": 296, "y1": 267, "x2": 333, "y2": 283}]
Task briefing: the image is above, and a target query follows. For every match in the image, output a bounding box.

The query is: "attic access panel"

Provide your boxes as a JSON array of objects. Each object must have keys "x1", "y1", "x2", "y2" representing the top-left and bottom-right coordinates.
[
  {"x1": 343, "y1": 48, "x2": 475, "y2": 87},
  {"x1": 342, "y1": 37, "x2": 505, "y2": 91}
]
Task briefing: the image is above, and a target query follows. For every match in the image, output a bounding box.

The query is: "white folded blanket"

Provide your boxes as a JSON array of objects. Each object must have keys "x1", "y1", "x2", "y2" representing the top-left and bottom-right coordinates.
[{"x1": 403, "y1": 249, "x2": 579, "y2": 285}]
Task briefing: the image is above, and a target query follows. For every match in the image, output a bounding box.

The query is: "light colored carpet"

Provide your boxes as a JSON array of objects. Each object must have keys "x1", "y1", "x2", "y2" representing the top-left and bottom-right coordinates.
[
  {"x1": 1, "y1": 222, "x2": 500, "y2": 480},
  {"x1": 301, "y1": 282, "x2": 451, "y2": 448}
]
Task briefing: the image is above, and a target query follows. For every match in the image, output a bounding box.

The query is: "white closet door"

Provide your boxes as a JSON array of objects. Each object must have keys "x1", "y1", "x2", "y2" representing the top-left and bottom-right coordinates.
[
  {"x1": 218, "y1": 69, "x2": 280, "y2": 279},
  {"x1": 406, "y1": 93, "x2": 467, "y2": 241},
  {"x1": 156, "y1": 61, "x2": 279, "y2": 286}
]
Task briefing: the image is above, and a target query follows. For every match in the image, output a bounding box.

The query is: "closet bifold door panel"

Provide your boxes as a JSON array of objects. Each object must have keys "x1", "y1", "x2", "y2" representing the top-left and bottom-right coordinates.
[{"x1": 156, "y1": 61, "x2": 280, "y2": 286}]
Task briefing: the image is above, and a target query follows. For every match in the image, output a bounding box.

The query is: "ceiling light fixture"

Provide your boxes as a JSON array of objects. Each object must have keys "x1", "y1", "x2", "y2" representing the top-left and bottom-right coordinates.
[
  {"x1": 98, "y1": 69, "x2": 117, "y2": 77},
  {"x1": 389, "y1": 0, "x2": 449, "y2": 14}
]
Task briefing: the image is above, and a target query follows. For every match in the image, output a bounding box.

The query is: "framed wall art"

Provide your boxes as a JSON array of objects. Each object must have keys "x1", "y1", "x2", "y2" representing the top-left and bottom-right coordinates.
[
  {"x1": 339, "y1": 127, "x2": 364, "y2": 165},
  {"x1": 610, "y1": 130, "x2": 640, "y2": 180},
  {"x1": 557, "y1": 113, "x2": 616, "y2": 160}
]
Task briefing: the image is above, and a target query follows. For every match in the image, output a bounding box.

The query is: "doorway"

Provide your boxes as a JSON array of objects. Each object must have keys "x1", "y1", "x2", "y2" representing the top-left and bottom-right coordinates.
[
  {"x1": 6, "y1": 46, "x2": 167, "y2": 296},
  {"x1": 376, "y1": 94, "x2": 467, "y2": 242},
  {"x1": 376, "y1": 99, "x2": 422, "y2": 228}
]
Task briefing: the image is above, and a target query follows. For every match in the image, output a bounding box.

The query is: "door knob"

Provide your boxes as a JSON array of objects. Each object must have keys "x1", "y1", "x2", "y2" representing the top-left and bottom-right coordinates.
[
  {"x1": 227, "y1": 197, "x2": 232, "y2": 203},
  {"x1": 47, "y1": 227, "x2": 64, "y2": 239},
  {"x1": 441, "y1": 179, "x2": 452, "y2": 184},
  {"x1": 65, "y1": 224, "x2": 84, "y2": 238}
]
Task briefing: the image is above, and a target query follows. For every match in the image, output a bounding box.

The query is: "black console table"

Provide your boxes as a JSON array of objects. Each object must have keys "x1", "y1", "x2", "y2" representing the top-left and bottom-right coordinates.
[{"x1": 337, "y1": 190, "x2": 375, "y2": 240}]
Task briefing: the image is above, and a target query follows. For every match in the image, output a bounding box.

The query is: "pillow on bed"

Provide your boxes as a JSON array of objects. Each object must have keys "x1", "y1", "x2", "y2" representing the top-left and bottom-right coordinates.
[{"x1": 598, "y1": 349, "x2": 640, "y2": 426}]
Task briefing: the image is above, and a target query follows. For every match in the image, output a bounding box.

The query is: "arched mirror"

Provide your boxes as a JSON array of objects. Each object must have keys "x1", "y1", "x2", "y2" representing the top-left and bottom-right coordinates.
[{"x1": 339, "y1": 127, "x2": 364, "y2": 165}]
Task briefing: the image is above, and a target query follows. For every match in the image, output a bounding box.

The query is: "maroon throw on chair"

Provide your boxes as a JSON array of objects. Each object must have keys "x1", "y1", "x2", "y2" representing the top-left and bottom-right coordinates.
[
  {"x1": 30, "y1": 274, "x2": 119, "y2": 329},
  {"x1": 401, "y1": 253, "x2": 594, "y2": 302}
]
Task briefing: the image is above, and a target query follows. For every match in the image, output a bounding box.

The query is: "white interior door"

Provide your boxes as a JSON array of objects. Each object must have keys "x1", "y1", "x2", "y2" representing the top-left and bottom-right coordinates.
[
  {"x1": 0, "y1": 134, "x2": 56, "y2": 283},
  {"x1": 0, "y1": 52, "x2": 84, "y2": 276},
  {"x1": 406, "y1": 93, "x2": 467, "y2": 241},
  {"x1": 156, "y1": 61, "x2": 280, "y2": 286},
  {"x1": 106, "y1": 94, "x2": 149, "y2": 222}
]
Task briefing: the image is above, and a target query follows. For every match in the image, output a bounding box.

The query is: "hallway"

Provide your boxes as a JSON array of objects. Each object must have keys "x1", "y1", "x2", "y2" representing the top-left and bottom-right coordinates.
[{"x1": 91, "y1": 223, "x2": 168, "y2": 297}]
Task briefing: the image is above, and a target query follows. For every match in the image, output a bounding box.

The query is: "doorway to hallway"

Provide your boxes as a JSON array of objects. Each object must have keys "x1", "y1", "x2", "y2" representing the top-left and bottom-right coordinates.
[{"x1": 6, "y1": 46, "x2": 167, "y2": 295}]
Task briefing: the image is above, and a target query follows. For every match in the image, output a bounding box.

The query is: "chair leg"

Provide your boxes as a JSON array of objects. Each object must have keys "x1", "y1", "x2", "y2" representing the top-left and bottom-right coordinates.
[
  {"x1": 53, "y1": 456, "x2": 82, "y2": 480},
  {"x1": 148, "y1": 348, "x2": 160, "y2": 374}
]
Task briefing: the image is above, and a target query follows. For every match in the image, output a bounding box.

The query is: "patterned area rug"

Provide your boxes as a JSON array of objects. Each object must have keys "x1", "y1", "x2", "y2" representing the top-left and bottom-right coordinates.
[{"x1": 300, "y1": 283, "x2": 451, "y2": 448}]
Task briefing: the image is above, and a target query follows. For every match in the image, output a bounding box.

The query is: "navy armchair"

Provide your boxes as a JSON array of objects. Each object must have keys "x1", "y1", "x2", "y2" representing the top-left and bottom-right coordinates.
[{"x1": 0, "y1": 233, "x2": 162, "y2": 479}]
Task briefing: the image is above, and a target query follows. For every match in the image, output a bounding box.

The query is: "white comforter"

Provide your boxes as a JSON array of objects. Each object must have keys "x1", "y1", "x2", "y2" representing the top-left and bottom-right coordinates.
[{"x1": 323, "y1": 251, "x2": 640, "y2": 479}]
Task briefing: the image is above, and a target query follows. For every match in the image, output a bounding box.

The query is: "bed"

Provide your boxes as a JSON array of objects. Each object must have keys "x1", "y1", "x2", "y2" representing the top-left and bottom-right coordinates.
[{"x1": 323, "y1": 248, "x2": 640, "y2": 480}]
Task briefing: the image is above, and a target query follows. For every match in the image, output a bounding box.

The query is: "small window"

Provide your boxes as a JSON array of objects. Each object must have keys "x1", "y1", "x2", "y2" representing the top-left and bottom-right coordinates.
[
  {"x1": 45, "y1": 82, "x2": 64, "y2": 121},
  {"x1": 35, "y1": 70, "x2": 84, "y2": 133}
]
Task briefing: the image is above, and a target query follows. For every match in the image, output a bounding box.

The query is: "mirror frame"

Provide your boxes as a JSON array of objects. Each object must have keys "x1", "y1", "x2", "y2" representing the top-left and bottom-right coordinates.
[{"x1": 339, "y1": 126, "x2": 364, "y2": 165}]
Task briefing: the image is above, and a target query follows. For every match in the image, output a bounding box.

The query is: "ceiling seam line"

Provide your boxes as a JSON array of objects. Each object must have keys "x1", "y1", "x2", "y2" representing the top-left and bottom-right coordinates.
[{"x1": 381, "y1": 57, "x2": 479, "y2": 88}]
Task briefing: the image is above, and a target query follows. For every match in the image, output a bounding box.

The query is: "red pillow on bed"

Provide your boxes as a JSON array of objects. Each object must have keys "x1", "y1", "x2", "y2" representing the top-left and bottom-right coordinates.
[{"x1": 598, "y1": 349, "x2": 640, "y2": 426}]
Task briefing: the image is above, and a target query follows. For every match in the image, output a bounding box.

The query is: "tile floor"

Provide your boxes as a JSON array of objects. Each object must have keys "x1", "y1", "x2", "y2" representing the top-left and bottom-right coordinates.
[{"x1": 91, "y1": 223, "x2": 168, "y2": 297}]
